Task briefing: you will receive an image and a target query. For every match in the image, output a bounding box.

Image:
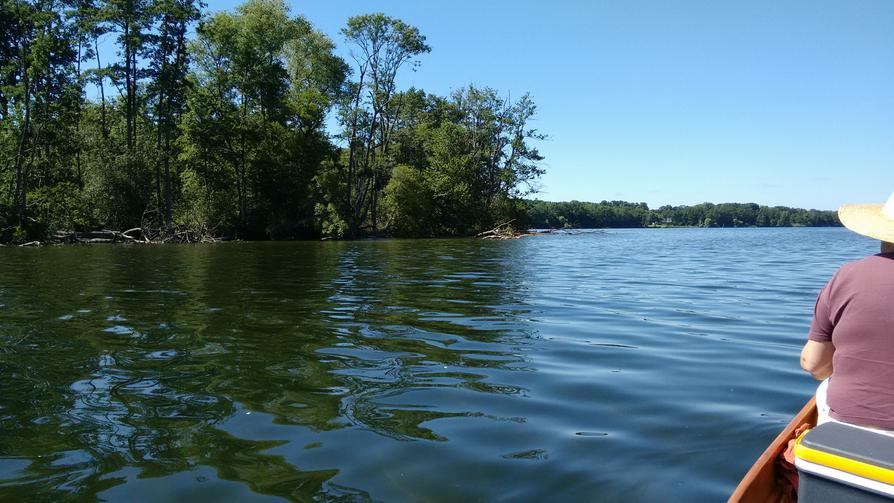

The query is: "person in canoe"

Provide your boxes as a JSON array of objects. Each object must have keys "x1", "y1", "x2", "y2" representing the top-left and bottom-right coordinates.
[{"x1": 800, "y1": 191, "x2": 894, "y2": 434}]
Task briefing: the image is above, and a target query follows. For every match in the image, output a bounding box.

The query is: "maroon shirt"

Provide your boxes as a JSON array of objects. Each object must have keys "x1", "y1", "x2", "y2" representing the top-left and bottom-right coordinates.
[{"x1": 808, "y1": 253, "x2": 894, "y2": 429}]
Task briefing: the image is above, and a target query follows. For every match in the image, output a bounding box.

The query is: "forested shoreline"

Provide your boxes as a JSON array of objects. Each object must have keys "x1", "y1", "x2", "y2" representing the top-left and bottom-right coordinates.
[
  {"x1": 1, "y1": 0, "x2": 544, "y2": 243},
  {"x1": 527, "y1": 200, "x2": 840, "y2": 229},
  {"x1": 1, "y1": 1, "x2": 840, "y2": 244}
]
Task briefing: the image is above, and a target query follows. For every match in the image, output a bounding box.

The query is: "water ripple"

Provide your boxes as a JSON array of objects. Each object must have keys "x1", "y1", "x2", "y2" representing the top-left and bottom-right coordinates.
[{"x1": 0, "y1": 228, "x2": 876, "y2": 501}]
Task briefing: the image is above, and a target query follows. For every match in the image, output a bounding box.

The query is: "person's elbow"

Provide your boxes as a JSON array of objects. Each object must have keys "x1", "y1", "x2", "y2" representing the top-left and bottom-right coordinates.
[
  {"x1": 799, "y1": 352, "x2": 818, "y2": 375},
  {"x1": 800, "y1": 356, "x2": 832, "y2": 380},
  {"x1": 800, "y1": 340, "x2": 834, "y2": 380}
]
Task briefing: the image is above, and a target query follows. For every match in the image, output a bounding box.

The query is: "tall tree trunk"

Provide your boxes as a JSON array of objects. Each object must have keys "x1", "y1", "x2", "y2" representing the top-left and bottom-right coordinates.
[
  {"x1": 155, "y1": 105, "x2": 163, "y2": 213},
  {"x1": 239, "y1": 92, "x2": 247, "y2": 224},
  {"x1": 358, "y1": 108, "x2": 377, "y2": 234},
  {"x1": 131, "y1": 47, "x2": 138, "y2": 152},
  {"x1": 94, "y1": 36, "x2": 107, "y2": 138},
  {"x1": 371, "y1": 191, "x2": 377, "y2": 235},
  {"x1": 163, "y1": 124, "x2": 172, "y2": 228},
  {"x1": 12, "y1": 36, "x2": 31, "y2": 226},
  {"x1": 13, "y1": 87, "x2": 30, "y2": 226},
  {"x1": 346, "y1": 67, "x2": 366, "y2": 238},
  {"x1": 76, "y1": 37, "x2": 83, "y2": 189},
  {"x1": 124, "y1": 18, "x2": 133, "y2": 154},
  {"x1": 165, "y1": 22, "x2": 190, "y2": 231}
]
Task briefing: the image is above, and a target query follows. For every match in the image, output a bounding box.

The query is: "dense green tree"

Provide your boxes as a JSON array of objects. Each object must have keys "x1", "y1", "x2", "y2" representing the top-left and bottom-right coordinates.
[
  {"x1": 180, "y1": 0, "x2": 345, "y2": 238},
  {"x1": 378, "y1": 86, "x2": 545, "y2": 236},
  {"x1": 337, "y1": 13, "x2": 430, "y2": 237},
  {"x1": 1, "y1": 0, "x2": 82, "y2": 236},
  {"x1": 382, "y1": 164, "x2": 432, "y2": 236}
]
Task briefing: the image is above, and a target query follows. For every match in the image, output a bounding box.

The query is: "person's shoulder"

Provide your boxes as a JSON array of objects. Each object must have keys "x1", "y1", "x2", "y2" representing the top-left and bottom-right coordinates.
[{"x1": 837, "y1": 254, "x2": 894, "y2": 276}]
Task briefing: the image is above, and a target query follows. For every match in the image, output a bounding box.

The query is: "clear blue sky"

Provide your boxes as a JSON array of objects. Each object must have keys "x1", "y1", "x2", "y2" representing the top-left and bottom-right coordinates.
[{"x1": 151, "y1": 1, "x2": 894, "y2": 209}]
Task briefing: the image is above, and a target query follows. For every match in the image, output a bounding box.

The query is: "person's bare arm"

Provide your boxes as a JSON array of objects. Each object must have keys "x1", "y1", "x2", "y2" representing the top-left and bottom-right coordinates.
[{"x1": 801, "y1": 340, "x2": 834, "y2": 380}]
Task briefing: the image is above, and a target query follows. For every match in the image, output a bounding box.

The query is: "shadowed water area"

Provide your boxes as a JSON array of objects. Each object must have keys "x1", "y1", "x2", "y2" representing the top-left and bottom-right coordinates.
[{"x1": 0, "y1": 228, "x2": 876, "y2": 501}]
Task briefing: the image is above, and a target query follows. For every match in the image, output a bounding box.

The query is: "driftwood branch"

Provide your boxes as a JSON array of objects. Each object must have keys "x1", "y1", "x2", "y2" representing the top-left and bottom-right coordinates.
[
  {"x1": 476, "y1": 219, "x2": 538, "y2": 240},
  {"x1": 6, "y1": 220, "x2": 229, "y2": 246},
  {"x1": 476, "y1": 219, "x2": 516, "y2": 238},
  {"x1": 475, "y1": 220, "x2": 548, "y2": 240}
]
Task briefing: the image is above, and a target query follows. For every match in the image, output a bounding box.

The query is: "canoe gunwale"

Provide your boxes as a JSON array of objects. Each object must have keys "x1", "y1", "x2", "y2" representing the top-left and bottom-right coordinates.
[{"x1": 728, "y1": 397, "x2": 818, "y2": 503}]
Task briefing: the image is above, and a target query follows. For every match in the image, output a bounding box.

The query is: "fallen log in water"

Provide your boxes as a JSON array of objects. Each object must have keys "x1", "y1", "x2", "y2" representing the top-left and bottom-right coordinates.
[
  {"x1": 50, "y1": 228, "x2": 146, "y2": 245},
  {"x1": 475, "y1": 220, "x2": 542, "y2": 240},
  {"x1": 11, "y1": 226, "x2": 230, "y2": 246}
]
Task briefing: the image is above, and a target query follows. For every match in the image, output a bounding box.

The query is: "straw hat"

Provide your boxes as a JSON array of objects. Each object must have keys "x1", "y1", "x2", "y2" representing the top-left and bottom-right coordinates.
[{"x1": 838, "y1": 192, "x2": 894, "y2": 243}]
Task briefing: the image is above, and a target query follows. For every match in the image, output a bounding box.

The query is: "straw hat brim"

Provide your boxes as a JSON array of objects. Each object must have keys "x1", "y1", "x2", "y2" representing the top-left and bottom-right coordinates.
[{"x1": 838, "y1": 204, "x2": 894, "y2": 243}]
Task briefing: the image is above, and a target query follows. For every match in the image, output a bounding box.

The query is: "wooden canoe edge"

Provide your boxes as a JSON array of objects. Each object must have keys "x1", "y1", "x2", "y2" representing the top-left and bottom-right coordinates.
[{"x1": 727, "y1": 397, "x2": 818, "y2": 503}]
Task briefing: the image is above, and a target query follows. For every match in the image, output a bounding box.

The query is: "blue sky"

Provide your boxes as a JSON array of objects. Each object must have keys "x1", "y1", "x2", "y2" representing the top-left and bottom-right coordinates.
[{"x1": 118, "y1": 0, "x2": 894, "y2": 210}]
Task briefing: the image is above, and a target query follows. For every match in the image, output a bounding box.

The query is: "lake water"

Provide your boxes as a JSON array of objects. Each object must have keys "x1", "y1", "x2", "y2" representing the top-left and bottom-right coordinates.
[{"x1": 0, "y1": 228, "x2": 877, "y2": 501}]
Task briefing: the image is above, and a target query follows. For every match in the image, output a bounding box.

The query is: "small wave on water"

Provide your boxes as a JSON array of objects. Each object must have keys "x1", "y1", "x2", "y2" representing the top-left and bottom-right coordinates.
[{"x1": 102, "y1": 325, "x2": 137, "y2": 336}]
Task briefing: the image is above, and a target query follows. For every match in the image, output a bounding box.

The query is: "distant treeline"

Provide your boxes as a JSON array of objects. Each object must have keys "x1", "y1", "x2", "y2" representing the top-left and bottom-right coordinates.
[
  {"x1": 526, "y1": 200, "x2": 841, "y2": 229},
  {"x1": 0, "y1": 0, "x2": 542, "y2": 242}
]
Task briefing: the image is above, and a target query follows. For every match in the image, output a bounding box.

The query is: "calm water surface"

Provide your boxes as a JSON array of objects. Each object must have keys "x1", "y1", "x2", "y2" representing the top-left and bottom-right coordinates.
[{"x1": 0, "y1": 228, "x2": 877, "y2": 501}]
